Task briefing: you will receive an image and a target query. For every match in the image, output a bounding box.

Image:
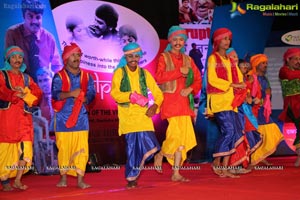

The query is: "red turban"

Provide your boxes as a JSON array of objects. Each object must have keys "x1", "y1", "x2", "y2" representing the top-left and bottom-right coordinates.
[
  {"x1": 249, "y1": 54, "x2": 268, "y2": 74},
  {"x1": 212, "y1": 28, "x2": 232, "y2": 52},
  {"x1": 283, "y1": 48, "x2": 300, "y2": 62},
  {"x1": 62, "y1": 43, "x2": 82, "y2": 65}
]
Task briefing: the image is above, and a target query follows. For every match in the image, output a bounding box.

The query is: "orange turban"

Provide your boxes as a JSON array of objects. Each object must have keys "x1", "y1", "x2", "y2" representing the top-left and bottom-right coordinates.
[
  {"x1": 283, "y1": 48, "x2": 300, "y2": 62},
  {"x1": 62, "y1": 43, "x2": 82, "y2": 65},
  {"x1": 249, "y1": 54, "x2": 268, "y2": 74},
  {"x1": 212, "y1": 28, "x2": 232, "y2": 52}
]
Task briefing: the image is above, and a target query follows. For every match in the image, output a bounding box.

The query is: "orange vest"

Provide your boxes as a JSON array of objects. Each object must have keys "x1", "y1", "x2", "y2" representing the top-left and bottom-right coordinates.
[{"x1": 51, "y1": 69, "x2": 89, "y2": 112}]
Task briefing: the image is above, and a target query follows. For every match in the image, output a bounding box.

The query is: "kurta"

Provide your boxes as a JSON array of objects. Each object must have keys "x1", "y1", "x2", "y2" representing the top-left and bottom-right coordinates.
[
  {"x1": 110, "y1": 66, "x2": 164, "y2": 135},
  {"x1": 206, "y1": 54, "x2": 243, "y2": 114},
  {"x1": 51, "y1": 69, "x2": 96, "y2": 132},
  {"x1": 278, "y1": 65, "x2": 300, "y2": 122},
  {"x1": 156, "y1": 52, "x2": 202, "y2": 119},
  {"x1": 0, "y1": 70, "x2": 42, "y2": 142},
  {"x1": 278, "y1": 65, "x2": 300, "y2": 148}
]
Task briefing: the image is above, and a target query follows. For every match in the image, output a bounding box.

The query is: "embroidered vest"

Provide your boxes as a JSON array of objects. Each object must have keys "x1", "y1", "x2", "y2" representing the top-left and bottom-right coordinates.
[
  {"x1": 281, "y1": 79, "x2": 300, "y2": 97},
  {"x1": 51, "y1": 69, "x2": 89, "y2": 112},
  {"x1": 159, "y1": 52, "x2": 192, "y2": 93},
  {"x1": 0, "y1": 70, "x2": 32, "y2": 113},
  {"x1": 207, "y1": 53, "x2": 239, "y2": 94},
  {"x1": 119, "y1": 67, "x2": 148, "y2": 107}
]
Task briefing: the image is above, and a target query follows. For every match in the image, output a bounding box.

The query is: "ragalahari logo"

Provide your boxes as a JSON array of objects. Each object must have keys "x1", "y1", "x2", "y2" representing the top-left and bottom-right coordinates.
[{"x1": 230, "y1": 1, "x2": 246, "y2": 18}]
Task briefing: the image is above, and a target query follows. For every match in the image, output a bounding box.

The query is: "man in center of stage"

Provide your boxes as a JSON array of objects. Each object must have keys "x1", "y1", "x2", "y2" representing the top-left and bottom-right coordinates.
[{"x1": 110, "y1": 42, "x2": 163, "y2": 189}]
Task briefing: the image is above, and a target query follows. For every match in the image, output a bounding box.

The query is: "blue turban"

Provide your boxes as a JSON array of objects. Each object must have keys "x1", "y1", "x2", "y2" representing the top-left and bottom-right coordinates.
[
  {"x1": 164, "y1": 25, "x2": 188, "y2": 53},
  {"x1": 115, "y1": 42, "x2": 143, "y2": 70},
  {"x1": 226, "y1": 47, "x2": 235, "y2": 55},
  {"x1": 2, "y1": 46, "x2": 26, "y2": 72}
]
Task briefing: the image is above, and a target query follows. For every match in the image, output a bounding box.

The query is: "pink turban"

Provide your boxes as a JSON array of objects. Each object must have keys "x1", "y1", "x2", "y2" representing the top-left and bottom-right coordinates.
[
  {"x1": 249, "y1": 54, "x2": 268, "y2": 74},
  {"x1": 62, "y1": 43, "x2": 82, "y2": 65},
  {"x1": 212, "y1": 28, "x2": 232, "y2": 52},
  {"x1": 283, "y1": 48, "x2": 300, "y2": 62}
]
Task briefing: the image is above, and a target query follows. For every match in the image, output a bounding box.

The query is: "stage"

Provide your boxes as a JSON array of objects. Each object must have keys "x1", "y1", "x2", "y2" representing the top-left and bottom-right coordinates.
[{"x1": 1, "y1": 156, "x2": 299, "y2": 200}]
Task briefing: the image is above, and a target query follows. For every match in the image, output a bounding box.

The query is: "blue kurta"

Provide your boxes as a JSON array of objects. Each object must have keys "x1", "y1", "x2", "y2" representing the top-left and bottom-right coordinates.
[{"x1": 51, "y1": 69, "x2": 96, "y2": 132}]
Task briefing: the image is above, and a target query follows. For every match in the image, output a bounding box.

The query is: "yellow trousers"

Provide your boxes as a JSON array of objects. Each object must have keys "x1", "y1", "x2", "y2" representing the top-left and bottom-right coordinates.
[
  {"x1": 55, "y1": 131, "x2": 89, "y2": 177},
  {"x1": 0, "y1": 141, "x2": 32, "y2": 181},
  {"x1": 161, "y1": 116, "x2": 197, "y2": 166}
]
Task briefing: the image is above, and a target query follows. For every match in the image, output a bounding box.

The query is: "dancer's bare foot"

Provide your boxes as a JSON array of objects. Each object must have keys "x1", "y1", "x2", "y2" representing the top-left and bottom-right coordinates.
[
  {"x1": 13, "y1": 179, "x2": 28, "y2": 190},
  {"x1": 56, "y1": 175, "x2": 67, "y2": 187},
  {"x1": 222, "y1": 170, "x2": 240, "y2": 178},
  {"x1": 247, "y1": 164, "x2": 254, "y2": 170},
  {"x1": 77, "y1": 175, "x2": 90, "y2": 189},
  {"x1": 212, "y1": 165, "x2": 225, "y2": 177},
  {"x1": 126, "y1": 180, "x2": 137, "y2": 189},
  {"x1": 261, "y1": 159, "x2": 272, "y2": 166},
  {"x1": 229, "y1": 168, "x2": 251, "y2": 174},
  {"x1": 171, "y1": 174, "x2": 190, "y2": 182},
  {"x1": 77, "y1": 181, "x2": 91, "y2": 189},
  {"x1": 154, "y1": 152, "x2": 163, "y2": 173},
  {"x1": 295, "y1": 148, "x2": 300, "y2": 167},
  {"x1": 2, "y1": 183, "x2": 13, "y2": 191}
]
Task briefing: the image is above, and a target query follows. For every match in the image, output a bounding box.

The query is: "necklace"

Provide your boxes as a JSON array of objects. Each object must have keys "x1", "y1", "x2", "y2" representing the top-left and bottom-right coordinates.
[{"x1": 217, "y1": 52, "x2": 228, "y2": 60}]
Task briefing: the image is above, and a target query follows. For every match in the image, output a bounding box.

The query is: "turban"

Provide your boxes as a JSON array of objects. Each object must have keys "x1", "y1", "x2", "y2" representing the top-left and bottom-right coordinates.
[
  {"x1": 62, "y1": 42, "x2": 82, "y2": 65},
  {"x1": 2, "y1": 45, "x2": 26, "y2": 72},
  {"x1": 212, "y1": 28, "x2": 232, "y2": 52},
  {"x1": 283, "y1": 48, "x2": 300, "y2": 62},
  {"x1": 167, "y1": 26, "x2": 188, "y2": 42},
  {"x1": 115, "y1": 42, "x2": 143, "y2": 70},
  {"x1": 249, "y1": 54, "x2": 268, "y2": 74},
  {"x1": 226, "y1": 47, "x2": 235, "y2": 55},
  {"x1": 226, "y1": 47, "x2": 239, "y2": 63},
  {"x1": 165, "y1": 26, "x2": 188, "y2": 53}
]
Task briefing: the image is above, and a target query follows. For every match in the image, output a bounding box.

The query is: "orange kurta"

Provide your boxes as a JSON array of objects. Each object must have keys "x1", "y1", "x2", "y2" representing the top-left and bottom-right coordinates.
[
  {"x1": 0, "y1": 71, "x2": 42, "y2": 143},
  {"x1": 156, "y1": 52, "x2": 202, "y2": 119}
]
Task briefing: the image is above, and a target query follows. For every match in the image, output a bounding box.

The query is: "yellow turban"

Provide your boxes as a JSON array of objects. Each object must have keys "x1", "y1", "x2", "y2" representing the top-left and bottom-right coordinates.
[{"x1": 249, "y1": 54, "x2": 268, "y2": 74}]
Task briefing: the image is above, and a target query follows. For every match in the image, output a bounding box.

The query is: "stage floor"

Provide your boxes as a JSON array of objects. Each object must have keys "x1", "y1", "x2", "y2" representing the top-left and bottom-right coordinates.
[{"x1": 1, "y1": 156, "x2": 300, "y2": 200}]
